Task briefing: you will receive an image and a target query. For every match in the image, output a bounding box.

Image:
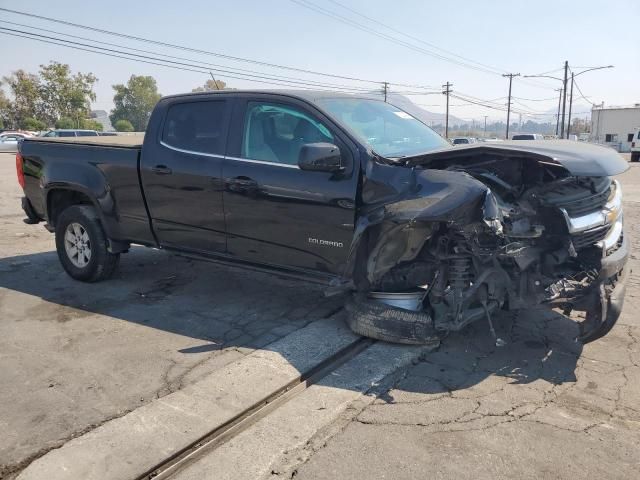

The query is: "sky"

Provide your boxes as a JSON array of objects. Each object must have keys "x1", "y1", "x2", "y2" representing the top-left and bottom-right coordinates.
[{"x1": 1, "y1": 0, "x2": 638, "y2": 123}]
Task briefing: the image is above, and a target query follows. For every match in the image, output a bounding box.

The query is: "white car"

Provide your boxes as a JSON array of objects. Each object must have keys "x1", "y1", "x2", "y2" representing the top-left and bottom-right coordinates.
[
  {"x1": 631, "y1": 129, "x2": 639, "y2": 162},
  {"x1": 0, "y1": 132, "x2": 32, "y2": 152},
  {"x1": 451, "y1": 137, "x2": 478, "y2": 145}
]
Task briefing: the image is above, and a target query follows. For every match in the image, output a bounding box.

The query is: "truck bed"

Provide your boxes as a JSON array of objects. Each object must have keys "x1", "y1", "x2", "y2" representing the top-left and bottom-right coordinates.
[{"x1": 27, "y1": 134, "x2": 145, "y2": 149}]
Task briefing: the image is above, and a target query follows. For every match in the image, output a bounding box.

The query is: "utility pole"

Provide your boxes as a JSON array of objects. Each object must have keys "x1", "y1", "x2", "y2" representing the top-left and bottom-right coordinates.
[
  {"x1": 383, "y1": 82, "x2": 389, "y2": 102},
  {"x1": 502, "y1": 73, "x2": 520, "y2": 140},
  {"x1": 442, "y1": 81, "x2": 453, "y2": 139},
  {"x1": 560, "y1": 60, "x2": 569, "y2": 138},
  {"x1": 484, "y1": 115, "x2": 488, "y2": 136},
  {"x1": 567, "y1": 72, "x2": 575, "y2": 138},
  {"x1": 555, "y1": 87, "x2": 562, "y2": 136}
]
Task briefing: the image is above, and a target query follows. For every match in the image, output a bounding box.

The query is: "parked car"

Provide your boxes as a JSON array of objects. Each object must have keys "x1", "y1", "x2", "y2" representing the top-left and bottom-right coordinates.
[
  {"x1": 0, "y1": 132, "x2": 33, "y2": 152},
  {"x1": 631, "y1": 129, "x2": 640, "y2": 162},
  {"x1": 451, "y1": 136, "x2": 478, "y2": 145},
  {"x1": 512, "y1": 133, "x2": 545, "y2": 140},
  {"x1": 41, "y1": 129, "x2": 99, "y2": 138},
  {"x1": 98, "y1": 132, "x2": 118, "y2": 136},
  {"x1": 16, "y1": 90, "x2": 629, "y2": 345}
]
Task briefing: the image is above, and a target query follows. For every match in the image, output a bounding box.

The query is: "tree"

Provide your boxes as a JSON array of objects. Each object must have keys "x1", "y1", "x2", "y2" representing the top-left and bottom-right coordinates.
[
  {"x1": 38, "y1": 62, "x2": 97, "y2": 126},
  {"x1": 55, "y1": 117, "x2": 75, "y2": 129},
  {"x1": 110, "y1": 75, "x2": 161, "y2": 131},
  {"x1": 192, "y1": 79, "x2": 227, "y2": 92},
  {"x1": 0, "y1": 88, "x2": 10, "y2": 129},
  {"x1": 23, "y1": 117, "x2": 47, "y2": 131},
  {"x1": 114, "y1": 119, "x2": 134, "y2": 132},
  {"x1": 1, "y1": 62, "x2": 97, "y2": 129},
  {"x1": 81, "y1": 119, "x2": 103, "y2": 131},
  {"x1": 1, "y1": 70, "x2": 41, "y2": 128}
]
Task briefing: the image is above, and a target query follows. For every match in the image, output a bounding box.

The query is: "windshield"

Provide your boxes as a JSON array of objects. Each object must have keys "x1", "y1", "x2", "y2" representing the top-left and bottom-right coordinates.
[{"x1": 317, "y1": 97, "x2": 449, "y2": 158}]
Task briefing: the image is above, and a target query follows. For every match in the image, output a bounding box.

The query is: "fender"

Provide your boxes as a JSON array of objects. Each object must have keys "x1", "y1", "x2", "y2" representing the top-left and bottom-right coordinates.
[
  {"x1": 24, "y1": 140, "x2": 135, "y2": 242},
  {"x1": 342, "y1": 162, "x2": 494, "y2": 288}
]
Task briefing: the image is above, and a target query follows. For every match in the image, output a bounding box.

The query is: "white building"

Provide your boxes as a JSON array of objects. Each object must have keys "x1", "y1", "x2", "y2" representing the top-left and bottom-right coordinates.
[{"x1": 591, "y1": 104, "x2": 640, "y2": 152}]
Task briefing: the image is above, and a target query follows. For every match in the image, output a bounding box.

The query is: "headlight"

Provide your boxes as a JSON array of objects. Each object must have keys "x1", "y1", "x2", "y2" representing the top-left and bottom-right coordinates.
[{"x1": 605, "y1": 180, "x2": 622, "y2": 225}]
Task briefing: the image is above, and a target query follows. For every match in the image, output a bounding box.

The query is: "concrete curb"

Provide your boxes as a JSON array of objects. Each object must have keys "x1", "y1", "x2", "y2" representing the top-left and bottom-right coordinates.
[
  {"x1": 171, "y1": 341, "x2": 436, "y2": 479},
  {"x1": 17, "y1": 316, "x2": 359, "y2": 480}
]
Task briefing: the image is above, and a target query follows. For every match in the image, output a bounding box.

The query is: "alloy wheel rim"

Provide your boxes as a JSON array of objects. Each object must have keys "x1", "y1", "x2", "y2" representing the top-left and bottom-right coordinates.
[{"x1": 64, "y1": 222, "x2": 92, "y2": 268}]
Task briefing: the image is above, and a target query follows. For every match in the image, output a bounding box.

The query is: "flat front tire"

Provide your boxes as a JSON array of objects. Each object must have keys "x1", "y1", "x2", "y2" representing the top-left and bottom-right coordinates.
[
  {"x1": 345, "y1": 294, "x2": 441, "y2": 345},
  {"x1": 55, "y1": 205, "x2": 119, "y2": 282}
]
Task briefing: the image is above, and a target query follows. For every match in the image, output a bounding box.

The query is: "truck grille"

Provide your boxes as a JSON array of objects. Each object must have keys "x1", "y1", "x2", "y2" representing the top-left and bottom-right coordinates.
[
  {"x1": 571, "y1": 226, "x2": 609, "y2": 250},
  {"x1": 555, "y1": 188, "x2": 610, "y2": 217},
  {"x1": 541, "y1": 177, "x2": 611, "y2": 217}
]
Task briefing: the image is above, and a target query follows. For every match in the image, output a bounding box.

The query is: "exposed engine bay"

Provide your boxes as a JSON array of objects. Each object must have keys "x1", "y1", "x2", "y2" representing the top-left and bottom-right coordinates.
[{"x1": 347, "y1": 144, "x2": 628, "y2": 345}]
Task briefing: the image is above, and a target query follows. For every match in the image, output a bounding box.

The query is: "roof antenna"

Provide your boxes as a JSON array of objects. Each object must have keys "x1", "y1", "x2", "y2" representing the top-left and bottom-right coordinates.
[{"x1": 209, "y1": 72, "x2": 221, "y2": 90}]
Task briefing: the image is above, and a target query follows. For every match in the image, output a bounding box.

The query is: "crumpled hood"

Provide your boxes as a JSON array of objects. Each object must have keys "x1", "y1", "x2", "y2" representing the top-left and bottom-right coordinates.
[{"x1": 405, "y1": 140, "x2": 629, "y2": 177}]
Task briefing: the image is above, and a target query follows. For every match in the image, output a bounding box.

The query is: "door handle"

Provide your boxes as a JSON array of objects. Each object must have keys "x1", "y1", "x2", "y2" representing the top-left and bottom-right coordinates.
[
  {"x1": 151, "y1": 165, "x2": 172, "y2": 175},
  {"x1": 229, "y1": 176, "x2": 258, "y2": 187}
]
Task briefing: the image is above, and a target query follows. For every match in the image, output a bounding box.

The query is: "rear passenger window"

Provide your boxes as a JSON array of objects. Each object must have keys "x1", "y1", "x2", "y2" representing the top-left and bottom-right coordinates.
[
  {"x1": 58, "y1": 131, "x2": 76, "y2": 137},
  {"x1": 162, "y1": 101, "x2": 228, "y2": 155},
  {"x1": 78, "y1": 131, "x2": 98, "y2": 137}
]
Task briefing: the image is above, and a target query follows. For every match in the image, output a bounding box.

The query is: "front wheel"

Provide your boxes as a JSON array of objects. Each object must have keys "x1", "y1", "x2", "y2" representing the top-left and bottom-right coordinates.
[{"x1": 55, "y1": 205, "x2": 120, "y2": 282}]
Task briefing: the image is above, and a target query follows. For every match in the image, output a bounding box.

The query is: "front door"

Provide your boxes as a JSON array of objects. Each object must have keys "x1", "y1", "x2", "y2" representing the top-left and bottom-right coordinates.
[
  {"x1": 140, "y1": 98, "x2": 231, "y2": 253},
  {"x1": 222, "y1": 97, "x2": 359, "y2": 276}
]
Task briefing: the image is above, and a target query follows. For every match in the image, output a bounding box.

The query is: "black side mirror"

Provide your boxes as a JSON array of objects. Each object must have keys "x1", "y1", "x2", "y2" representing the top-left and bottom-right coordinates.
[{"x1": 298, "y1": 142, "x2": 343, "y2": 172}]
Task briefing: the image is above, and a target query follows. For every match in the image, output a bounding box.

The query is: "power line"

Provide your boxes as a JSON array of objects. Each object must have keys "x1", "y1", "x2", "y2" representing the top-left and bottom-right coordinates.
[
  {"x1": 512, "y1": 95, "x2": 558, "y2": 102},
  {"x1": 325, "y1": 0, "x2": 507, "y2": 75},
  {"x1": 0, "y1": 29, "x2": 382, "y2": 93},
  {"x1": 0, "y1": 20, "x2": 377, "y2": 92},
  {"x1": 571, "y1": 77, "x2": 595, "y2": 105},
  {"x1": 289, "y1": 0, "x2": 509, "y2": 76},
  {"x1": 0, "y1": 6, "x2": 435, "y2": 89},
  {"x1": 0, "y1": 27, "x2": 385, "y2": 93}
]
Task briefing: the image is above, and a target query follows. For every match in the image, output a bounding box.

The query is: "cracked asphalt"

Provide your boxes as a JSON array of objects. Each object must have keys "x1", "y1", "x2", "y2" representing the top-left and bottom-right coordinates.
[{"x1": 283, "y1": 157, "x2": 640, "y2": 480}]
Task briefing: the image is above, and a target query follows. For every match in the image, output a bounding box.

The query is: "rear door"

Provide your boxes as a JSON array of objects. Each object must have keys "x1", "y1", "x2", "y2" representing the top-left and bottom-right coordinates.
[
  {"x1": 222, "y1": 95, "x2": 359, "y2": 276},
  {"x1": 140, "y1": 96, "x2": 232, "y2": 253}
]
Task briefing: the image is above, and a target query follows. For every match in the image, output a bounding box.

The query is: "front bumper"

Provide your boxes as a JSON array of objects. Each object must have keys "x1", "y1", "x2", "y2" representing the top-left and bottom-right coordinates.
[{"x1": 577, "y1": 230, "x2": 630, "y2": 343}]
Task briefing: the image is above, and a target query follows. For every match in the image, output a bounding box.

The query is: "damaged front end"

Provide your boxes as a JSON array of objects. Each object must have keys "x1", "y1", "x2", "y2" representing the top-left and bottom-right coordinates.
[{"x1": 346, "y1": 145, "x2": 629, "y2": 345}]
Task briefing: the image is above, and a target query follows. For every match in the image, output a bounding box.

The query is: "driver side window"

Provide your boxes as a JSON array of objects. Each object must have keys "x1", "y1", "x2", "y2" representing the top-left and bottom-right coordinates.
[{"x1": 241, "y1": 102, "x2": 333, "y2": 166}]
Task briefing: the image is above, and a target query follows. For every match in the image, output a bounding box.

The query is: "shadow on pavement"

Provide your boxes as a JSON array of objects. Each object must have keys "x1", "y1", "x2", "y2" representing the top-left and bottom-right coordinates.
[{"x1": 0, "y1": 246, "x2": 583, "y2": 395}]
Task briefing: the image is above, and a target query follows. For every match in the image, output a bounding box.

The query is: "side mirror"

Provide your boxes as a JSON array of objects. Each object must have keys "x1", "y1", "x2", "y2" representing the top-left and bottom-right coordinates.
[{"x1": 298, "y1": 143, "x2": 343, "y2": 172}]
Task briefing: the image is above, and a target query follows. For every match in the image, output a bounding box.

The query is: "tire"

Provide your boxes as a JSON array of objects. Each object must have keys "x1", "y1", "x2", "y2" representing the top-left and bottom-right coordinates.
[
  {"x1": 55, "y1": 205, "x2": 120, "y2": 282},
  {"x1": 631, "y1": 152, "x2": 640, "y2": 162},
  {"x1": 345, "y1": 294, "x2": 441, "y2": 345}
]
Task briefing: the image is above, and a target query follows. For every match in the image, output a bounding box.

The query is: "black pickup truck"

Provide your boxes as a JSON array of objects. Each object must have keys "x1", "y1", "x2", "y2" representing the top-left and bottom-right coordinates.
[{"x1": 17, "y1": 90, "x2": 629, "y2": 344}]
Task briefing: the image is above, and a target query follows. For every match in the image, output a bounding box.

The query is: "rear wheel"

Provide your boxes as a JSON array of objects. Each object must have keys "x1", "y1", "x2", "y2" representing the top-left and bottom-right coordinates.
[
  {"x1": 55, "y1": 205, "x2": 119, "y2": 282},
  {"x1": 631, "y1": 152, "x2": 640, "y2": 162}
]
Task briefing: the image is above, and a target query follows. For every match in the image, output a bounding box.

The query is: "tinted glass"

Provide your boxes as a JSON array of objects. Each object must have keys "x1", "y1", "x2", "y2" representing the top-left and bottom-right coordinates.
[
  {"x1": 241, "y1": 102, "x2": 333, "y2": 166},
  {"x1": 162, "y1": 100, "x2": 228, "y2": 155},
  {"x1": 453, "y1": 138, "x2": 469, "y2": 144},
  {"x1": 512, "y1": 135, "x2": 533, "y2": 140},
  {"x1": 58, "y1": 131, "x2": 76, "y2": 137},
  {"x1": 317, "y1": 98, "x2": 448, "y2": 158},
  {"x1": 78, "y1": 131, "x2": 98, "y2": 137}
]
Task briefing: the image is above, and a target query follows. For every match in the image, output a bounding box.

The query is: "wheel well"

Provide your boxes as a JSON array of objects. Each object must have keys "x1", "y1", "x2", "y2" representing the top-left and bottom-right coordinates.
[{"x1": 47, "y1": 189, "x2": 94, "y2": 228}]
